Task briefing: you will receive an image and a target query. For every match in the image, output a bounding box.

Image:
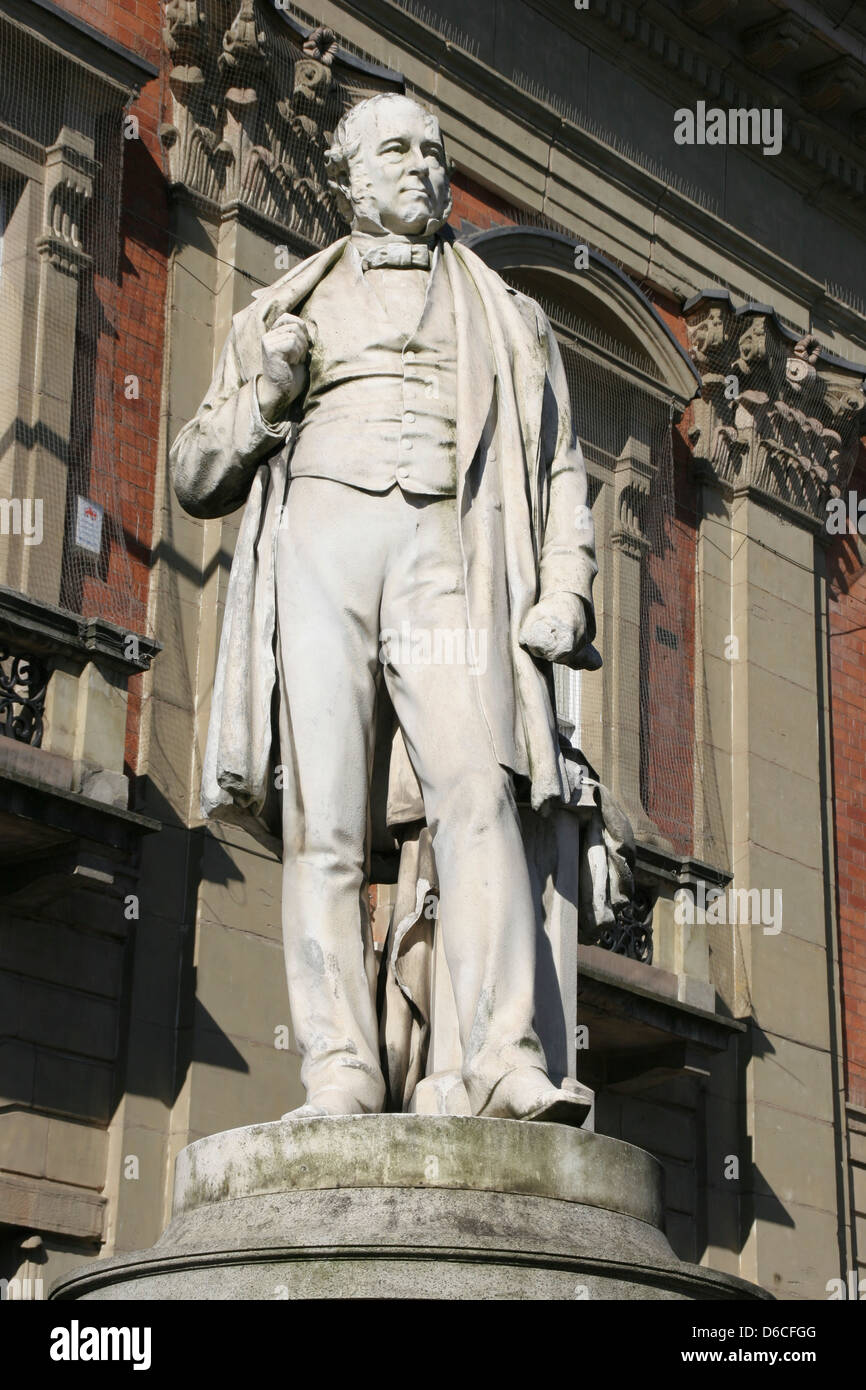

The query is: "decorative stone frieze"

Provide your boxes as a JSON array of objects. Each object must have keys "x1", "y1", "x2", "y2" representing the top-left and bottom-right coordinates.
[
  {"x1": 159, "y1": 2, "x2": 399, "y2": 241},
  {"x1": 684, "y1": 290, "x2": 866, "y2": 526}
]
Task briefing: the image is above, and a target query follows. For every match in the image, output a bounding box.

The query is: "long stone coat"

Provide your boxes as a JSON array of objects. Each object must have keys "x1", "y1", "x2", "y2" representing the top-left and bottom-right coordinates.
[{"x1": 170, "y1": 231, "x2": 598, "y2": 843}]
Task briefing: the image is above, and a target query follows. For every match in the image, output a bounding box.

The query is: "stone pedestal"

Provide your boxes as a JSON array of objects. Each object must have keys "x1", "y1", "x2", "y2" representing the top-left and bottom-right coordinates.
[{"x1": 51, "y1": 1117, "x2": 767, "y2": 1300}]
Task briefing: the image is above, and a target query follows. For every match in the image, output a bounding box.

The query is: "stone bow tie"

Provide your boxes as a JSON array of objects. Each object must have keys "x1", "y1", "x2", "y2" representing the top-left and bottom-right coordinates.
[{"x1": 360, "y1": 242, "x2": 432, "y2": 271}]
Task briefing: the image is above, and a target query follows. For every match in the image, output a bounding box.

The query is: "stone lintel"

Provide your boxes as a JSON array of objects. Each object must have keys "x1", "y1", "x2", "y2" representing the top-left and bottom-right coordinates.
[
  {"x1": 0, "y1": 1171, "x2": 104, "y2": 1242},
  {"x1": 0, "y1": 769, "x2": 160, "y2": 878}
]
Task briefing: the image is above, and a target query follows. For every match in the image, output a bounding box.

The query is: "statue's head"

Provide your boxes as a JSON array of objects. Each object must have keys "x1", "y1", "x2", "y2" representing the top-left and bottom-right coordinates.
[{"x1": 325, "y1": 93, "x2": 452, "y2": 238}]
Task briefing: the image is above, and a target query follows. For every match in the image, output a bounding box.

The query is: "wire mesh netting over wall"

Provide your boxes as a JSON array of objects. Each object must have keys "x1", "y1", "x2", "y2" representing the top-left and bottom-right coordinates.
[{"x1": 0, "y1": 21, "x2": 144, "y2": 638}]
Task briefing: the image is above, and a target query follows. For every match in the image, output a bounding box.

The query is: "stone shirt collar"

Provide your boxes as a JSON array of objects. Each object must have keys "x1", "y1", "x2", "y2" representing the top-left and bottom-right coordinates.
[{"x1": 349, "y1": 230, "x2": 442, "y2": 274}]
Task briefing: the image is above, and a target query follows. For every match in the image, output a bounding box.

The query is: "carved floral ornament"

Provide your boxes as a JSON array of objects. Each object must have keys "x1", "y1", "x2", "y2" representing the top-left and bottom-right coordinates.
[
  {"x1": 684, "y1": 292, "x2": 866, "y2": 524},
  {"x1": 159, "y1": 2, "x2": 389, "y2": 242}
]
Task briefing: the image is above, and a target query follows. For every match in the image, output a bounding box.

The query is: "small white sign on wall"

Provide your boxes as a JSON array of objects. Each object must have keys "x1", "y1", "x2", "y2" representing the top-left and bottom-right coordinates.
[{"x1": 75, "y1": 495, "x2": 103, "y2": 554}]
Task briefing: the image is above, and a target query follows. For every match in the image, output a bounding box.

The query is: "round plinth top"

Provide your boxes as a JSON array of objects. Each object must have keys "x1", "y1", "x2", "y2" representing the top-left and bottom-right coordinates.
[{"x1": 173, "y1": 1114, "x2": 663, "y2": 1229}]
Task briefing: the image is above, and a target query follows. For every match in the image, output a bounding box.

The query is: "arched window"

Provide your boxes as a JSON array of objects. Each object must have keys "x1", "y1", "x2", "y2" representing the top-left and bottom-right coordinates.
[{"x1": 467, "y1": 227, "x2": 700, "y2": 853}]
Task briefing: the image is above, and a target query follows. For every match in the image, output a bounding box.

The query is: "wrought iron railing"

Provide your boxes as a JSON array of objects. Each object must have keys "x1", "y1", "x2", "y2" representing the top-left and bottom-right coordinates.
[
  {"x1": 597, "y1": 887, "x2": 655, "y2": 964},
  {"x1": 0, "y1": 647, "x2": 49, "y2": 747}
]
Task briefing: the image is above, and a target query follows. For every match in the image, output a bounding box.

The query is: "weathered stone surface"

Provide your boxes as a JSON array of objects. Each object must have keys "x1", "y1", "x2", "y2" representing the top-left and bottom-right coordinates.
[{"x1": 50, "y1": 1116, "x2": 768, "y2": 1301}]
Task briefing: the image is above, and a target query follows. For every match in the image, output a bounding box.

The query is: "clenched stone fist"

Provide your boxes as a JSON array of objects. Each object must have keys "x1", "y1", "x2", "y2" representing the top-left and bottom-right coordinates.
[
  {"x1": 519, "y1": 592, "x2": 587, "y2": 667},
  {"x1": 257, "y1": 312, "x2": 311, "y2": 423}
]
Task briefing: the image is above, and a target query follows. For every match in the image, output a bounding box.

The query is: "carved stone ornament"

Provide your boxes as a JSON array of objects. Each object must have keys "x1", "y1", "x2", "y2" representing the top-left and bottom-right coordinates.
[
  {"x1": 35, "y1": 128, "x2": 97, "y2": 276},
  {"x1": 610, "y1": 438, "x2": 655, "y2": 560},
  {"x1": 684, "y1": 291, "x2": 866, "y2": 525},
  {"x1": 159, "y1": 2, "x2": 396, "y2": 244}
]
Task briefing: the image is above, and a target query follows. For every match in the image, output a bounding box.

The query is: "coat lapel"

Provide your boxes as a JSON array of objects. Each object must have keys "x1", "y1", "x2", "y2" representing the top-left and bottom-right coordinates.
[
  {"x1": 252, "y1": 238, "x2": 350, "y2": 329},
  {"x1": 443, "y1": 244, "x2": 496, "y2": 486},
  {"x1": 455, "y1": 245, "x2": 547, "y2": 487}
]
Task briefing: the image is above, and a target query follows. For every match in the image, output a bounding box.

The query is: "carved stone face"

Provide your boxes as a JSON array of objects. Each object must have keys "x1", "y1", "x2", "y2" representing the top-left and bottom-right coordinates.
[{"x1": 344, "y1": 97, "x2": 450, "y2": 236}]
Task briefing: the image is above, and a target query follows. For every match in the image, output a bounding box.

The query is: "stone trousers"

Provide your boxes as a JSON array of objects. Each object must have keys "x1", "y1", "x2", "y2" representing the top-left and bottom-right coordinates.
[{"x1": 274, "y1": 476, "x2": 548, "y2": 1114}]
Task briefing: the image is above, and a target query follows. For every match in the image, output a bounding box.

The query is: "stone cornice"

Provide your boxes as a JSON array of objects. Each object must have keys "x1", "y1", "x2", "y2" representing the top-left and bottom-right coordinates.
[
  {"x1": 525, "y1": 0, "x2": 866, "y2": 218},
  {"x1": 0, "y1": 586, "x2": 162, "y2": 674},
  {"x1": 0, "y1": 770, "x2": 161, "y2": 860},
  {"x1": 0, "y1": 121, "x2": 44, "y2": 177},
  {"x1": 313, "y1": 0, "x2": 866, "y2": 352},
  {"x1": 336, "y1": 0, "x2": 866, "y2": 281},
  {"x1": 161, "y1": 2, "x2": 866, "y2": 370},
  {"x1": 270, "y1": 3, "x2": 404, "y2": 85}
]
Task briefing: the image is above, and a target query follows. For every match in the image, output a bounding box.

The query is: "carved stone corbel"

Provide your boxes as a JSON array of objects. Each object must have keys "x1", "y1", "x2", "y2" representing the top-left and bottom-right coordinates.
[
  {"x1": 684, "y1": 291, "x2": 866, "y2": 526},
  {"x1": 35, "y1": 129, "x2": 96, "y2": 276},
  {"x1": 742, "y1": 15, "x2": 810, "y2": 72},
  {"x1": 220, "y1": 0, "x2": 268, "y2": 107},
  {"x1": 611, "y1": 441, "x2": 654, "y2": 560},
  {"x1": 801, "y1": 58, "x2": 865, "y2": 113},
  {"x1": 163, "y1": 0, "x2": 208, "y2": 87}
]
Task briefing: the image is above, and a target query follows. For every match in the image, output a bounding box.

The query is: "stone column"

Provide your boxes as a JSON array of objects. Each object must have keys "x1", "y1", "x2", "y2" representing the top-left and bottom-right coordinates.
[
  {"x1": 608, "y1": 435, "x2": 669, "y2": 846},
  {"x1": 685, "y1": 291, "x2": 863, "y2": 1297}
]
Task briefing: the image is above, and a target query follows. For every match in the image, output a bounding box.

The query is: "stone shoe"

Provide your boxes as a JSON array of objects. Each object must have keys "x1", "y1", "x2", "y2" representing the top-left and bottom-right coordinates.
[
  {"x1": 479, "y1": 1068, "x2": 593, "y2": 1127},
  {"x1": 281, "y1": 1086, "x2": 380, "y2": 1120}
]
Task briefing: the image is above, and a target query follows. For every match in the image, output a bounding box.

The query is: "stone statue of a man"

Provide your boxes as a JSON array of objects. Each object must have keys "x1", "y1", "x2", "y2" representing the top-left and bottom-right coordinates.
[{"x1": 171, "y1": 93, "x2": 598, "y2": 1126}]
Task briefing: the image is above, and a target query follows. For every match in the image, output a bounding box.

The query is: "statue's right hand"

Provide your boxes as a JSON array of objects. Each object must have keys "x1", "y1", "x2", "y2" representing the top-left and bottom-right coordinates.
[{"x1": 258, "y1": 313, "x2": 311, "y2": 423}]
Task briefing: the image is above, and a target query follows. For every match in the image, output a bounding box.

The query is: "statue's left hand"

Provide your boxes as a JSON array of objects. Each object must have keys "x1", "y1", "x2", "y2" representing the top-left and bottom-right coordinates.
[{"x1": 519, "y1": 593, "x2": 587, "y2": 666}]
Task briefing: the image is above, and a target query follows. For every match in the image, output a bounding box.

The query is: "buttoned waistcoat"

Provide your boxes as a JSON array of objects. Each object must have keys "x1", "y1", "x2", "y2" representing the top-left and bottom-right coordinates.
[{"x1": 292, "y1": 243, "x2": 458, "y2": 496}]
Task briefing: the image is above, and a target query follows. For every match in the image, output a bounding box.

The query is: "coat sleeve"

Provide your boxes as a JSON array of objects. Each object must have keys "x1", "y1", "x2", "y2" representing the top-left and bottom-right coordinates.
[
  {"x1": 536, "y1": 313, "x2": 598, "y2": 644},
  {"x1": 170, "y1": 313, "x2": 294, "y2": 520}
]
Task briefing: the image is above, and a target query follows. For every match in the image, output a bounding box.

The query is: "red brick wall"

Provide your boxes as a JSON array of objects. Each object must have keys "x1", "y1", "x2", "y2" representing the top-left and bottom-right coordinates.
[
  {"x1": 53, "y1": 0, "x2": 163, "y2": 60},
  {"x1": 53, "y1": 1, "x2": 167, "y2": 782},
  {"x1": 641, "y1": 402, "x2": 697, "y2": 856},
  {"x1": 651, "y1": 291, "x2": 692, "y2": 354},
  {"x1": 828, "y1": 441, "x2": 866, "y2": 1110},
  {"x1": 448, "y1": 171, "x2": 517, "y2": 236}
]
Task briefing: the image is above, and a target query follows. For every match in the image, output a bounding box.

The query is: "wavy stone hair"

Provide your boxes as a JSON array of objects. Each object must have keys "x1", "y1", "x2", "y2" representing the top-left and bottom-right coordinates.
[{"x1": 324, "y1": 92, "x2": 453, "y2": 228}]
